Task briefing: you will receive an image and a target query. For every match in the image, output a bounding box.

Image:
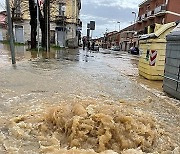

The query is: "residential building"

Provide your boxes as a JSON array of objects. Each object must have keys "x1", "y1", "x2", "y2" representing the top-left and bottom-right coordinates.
[
  {"x1": 102, "y1": 31, "x2": 118, "y2": 48},
  {"x1": 103, "y1": 24, "x2": 139, "y2": 51},
  {"x1": 118, "y1": 24, "x2": 139, "y2": 51},
  {"x1": 12, "y1": 0, "x2": 82, "y2": 48},
  {"x1": 136, "y1": 0, "x2": 180, "y2": 34},
  {"x1": 0, "y1": 11, "x2": 7, "y2": 41}
]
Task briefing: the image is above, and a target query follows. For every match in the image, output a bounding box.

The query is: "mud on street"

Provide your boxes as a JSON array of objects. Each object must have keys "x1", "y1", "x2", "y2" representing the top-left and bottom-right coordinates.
[{"x1": 0, "y1": 44, "x2": 180, "y2": 154}]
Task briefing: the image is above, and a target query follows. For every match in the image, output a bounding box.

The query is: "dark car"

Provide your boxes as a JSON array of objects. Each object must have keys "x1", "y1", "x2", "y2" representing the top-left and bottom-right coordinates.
[
  {"x1": 130, "y1": 47, "x2": 139, "y2": 55},
  {"x1": 112, "y1": 46, "x2": 120, "y2": 51}
]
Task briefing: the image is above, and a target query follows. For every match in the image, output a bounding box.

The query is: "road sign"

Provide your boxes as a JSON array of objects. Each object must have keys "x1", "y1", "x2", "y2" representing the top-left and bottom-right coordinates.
[
  {"x1": 150, "y1": 50, "x2": 157, "y2": 66},
  {"x1": 87, "y1": 23, "x2": 90, "y2": 29},
  {"x1": 90, "y1": 21, "x2": 95, "y2": 30}
]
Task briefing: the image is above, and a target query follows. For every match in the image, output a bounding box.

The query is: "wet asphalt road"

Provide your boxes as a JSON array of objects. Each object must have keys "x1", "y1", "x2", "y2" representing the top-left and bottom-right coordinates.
[
  {"x1": 0, "y1": 45, "x2": 158, "y2": 103},
  {"x1": 0, "y1": 45, "x2": 179, "y2": 112}
]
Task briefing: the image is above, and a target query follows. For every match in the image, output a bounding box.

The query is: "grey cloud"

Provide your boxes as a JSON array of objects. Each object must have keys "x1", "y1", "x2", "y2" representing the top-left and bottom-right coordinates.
[{"x1": 81, "y1": 0, "x2": 144, "y2": 37}]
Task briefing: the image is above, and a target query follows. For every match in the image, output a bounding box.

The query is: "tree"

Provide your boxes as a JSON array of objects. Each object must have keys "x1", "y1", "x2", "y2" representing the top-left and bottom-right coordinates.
[
  {"x1": 28, "y1": 0, "x2": 48, "y2": 49},
  {"x1": 43, "y1": 0, "x2": 50, "y2": 51},
  {"x1": 39, "y1": 4, "x2": 46, "y2": 48},
  {"x1": 29, "y1": 0, "x2": 37, "y2": 49}
]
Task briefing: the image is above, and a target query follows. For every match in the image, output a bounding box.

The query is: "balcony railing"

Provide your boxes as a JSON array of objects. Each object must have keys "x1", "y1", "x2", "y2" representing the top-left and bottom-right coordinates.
[
  {"x1": 154, "y1": 4, "x2": 166, "y2": 16},
  {"x1": 13, "y1": 12, "x2": 23, "y2": 21},
  {"x1": 55, "y1": 15, "x2": 66, "y2": 24},
  {"x1": 142, "y1": 13, "x2": 148, "y2": 21},
  {"x1": 137, "y1": 16, "x2": 142, "y2": 23},
  {"x1": 77, "y1": 19, "x2": 82, "y2": 27},
  {"x1": 147, "y1": 10, "x2": 155, "y2": 19}
]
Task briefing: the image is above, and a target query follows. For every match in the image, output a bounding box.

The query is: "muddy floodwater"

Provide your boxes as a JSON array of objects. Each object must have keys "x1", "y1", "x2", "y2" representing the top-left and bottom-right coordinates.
[{"x1": 0, "y1": 44, "x2": 180, "y2": 154}]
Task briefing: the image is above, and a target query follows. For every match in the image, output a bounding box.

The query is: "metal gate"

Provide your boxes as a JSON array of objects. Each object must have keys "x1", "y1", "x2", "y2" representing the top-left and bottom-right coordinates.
[
  {"x1": 56, "y1": 27, "x2": 65, "y2": 47},
  {"x1": 57, "y1": 31, "x2": 65, "y2": 47},
  {"x1": 50, "y1": 30, "x2": 55, "y2": 44},
  {"x1": 15, "y1": 25, "x2": 24, "y2": 43}
]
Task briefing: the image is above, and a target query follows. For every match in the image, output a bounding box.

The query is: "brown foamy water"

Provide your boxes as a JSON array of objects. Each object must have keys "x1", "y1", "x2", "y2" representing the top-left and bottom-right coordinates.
[{"x1": 0, "y1": 99, "x2": 179, "y2": 154}]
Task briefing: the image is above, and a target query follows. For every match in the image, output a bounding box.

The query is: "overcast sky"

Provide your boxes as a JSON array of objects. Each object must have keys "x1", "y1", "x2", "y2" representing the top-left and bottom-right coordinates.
[
  {"x1": 0, "y1": 0, "x2": 144, "y2": 38},
  {"x1": 81, "y1": 0, "x2": 143, "y2": 38}
]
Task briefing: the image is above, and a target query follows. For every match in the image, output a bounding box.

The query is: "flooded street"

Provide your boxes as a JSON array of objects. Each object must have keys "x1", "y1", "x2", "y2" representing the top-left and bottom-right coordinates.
[{"x1": 0, "y1": 44, "x2": 179, "y2": 153}]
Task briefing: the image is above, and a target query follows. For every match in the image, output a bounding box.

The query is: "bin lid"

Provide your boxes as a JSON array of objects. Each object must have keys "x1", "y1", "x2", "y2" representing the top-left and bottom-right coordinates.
[
  {"x1": 139, "y1": 22, "x2": 176, "y2": 40},
  {"x1": 166, "y1": 23, "x2": 180, "y2": 41}
]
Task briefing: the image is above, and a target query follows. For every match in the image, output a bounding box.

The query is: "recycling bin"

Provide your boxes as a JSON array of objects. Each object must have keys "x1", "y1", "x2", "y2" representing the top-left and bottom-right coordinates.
[
  {"x1": 163, "y1": 23, "x2": 180, "y2": 100},
  {"x1": 138, "y1": 22, "x2": 176, "y2": 80}
]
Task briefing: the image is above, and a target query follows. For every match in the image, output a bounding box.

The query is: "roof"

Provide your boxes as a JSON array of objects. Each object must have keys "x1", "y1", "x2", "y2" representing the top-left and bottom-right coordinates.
[{"x1": 139, "y1": 0, "x2": 150, "y2": 8}]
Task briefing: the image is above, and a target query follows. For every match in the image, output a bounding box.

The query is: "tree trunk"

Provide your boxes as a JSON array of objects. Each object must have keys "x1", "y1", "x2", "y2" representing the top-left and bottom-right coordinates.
[
  {"x1": 44, "y1": 0, "x2": 50, "y2": 51},
  {"x1": 29, "y1": 0, "x2": 37, "y2": 49},
  {"x1": 39, "y1": 5, "x2": 46, "y2": 48}
]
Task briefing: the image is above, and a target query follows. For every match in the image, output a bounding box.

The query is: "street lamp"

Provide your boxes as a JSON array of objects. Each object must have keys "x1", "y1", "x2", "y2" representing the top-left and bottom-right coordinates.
[
  {"x1": 132, "y1": 12, "x2": 137, "y2": 48},
  {"x1": 132, "y1": 11, "x2": 137, "y2": 24},
  {"x1": 117, "y1": 21, "x2": 121, "y2": 32}
]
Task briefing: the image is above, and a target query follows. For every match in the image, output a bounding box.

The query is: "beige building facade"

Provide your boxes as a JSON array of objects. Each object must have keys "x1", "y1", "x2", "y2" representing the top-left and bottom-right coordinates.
[{"x1": 12, "y1": 0, "x2": 82, "y2": 48}]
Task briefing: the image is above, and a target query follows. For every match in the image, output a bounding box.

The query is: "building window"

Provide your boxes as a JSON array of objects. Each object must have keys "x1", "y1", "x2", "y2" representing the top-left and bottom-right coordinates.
[
  {"x1": 144, "y1": 27, "x2": 148, "y2": 34},
  {"x1": 59, "y1": 3, "x2": 65, "y2": 16},
  {"x1": 15, "y1": 0, "x2": 21, "y2": 15},
  {"x1": 150, "y1": 24, "x2": 155, "y2": 33},
  {"x1": 147, "y1": 4, "x2": 150, "y2": 11}
]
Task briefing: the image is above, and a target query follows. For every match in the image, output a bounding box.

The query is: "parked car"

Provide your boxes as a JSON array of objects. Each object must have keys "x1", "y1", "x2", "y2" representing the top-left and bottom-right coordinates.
[
  {"x1": 110, "y1": 46, "x2": 115, "y2": 50},
  {"x1": 129, "y1": 47, "x2": 139, "y2": 55},
  {"x1": 112, "y1": 46, "x2": 120, "y2": 51},
  {"x1": 91, "y1": 44, "x2": 99, "y2": 51}
]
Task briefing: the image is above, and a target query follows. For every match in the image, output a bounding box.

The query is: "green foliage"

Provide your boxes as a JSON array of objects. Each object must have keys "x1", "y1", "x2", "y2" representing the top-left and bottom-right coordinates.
[
  {"x1": 26, "y1": 47, "x2": 46, "y2": 52},
  {"x1": 51, "y1": 44, "x2": 65, "y2": 49},
  {"x1": 0, "y1": 40, "x2": 26, "y2": 46}
]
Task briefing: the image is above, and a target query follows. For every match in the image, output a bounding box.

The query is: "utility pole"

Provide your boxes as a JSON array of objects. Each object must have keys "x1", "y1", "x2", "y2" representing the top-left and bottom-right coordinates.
[
  {"x1": 37, "y1": 0, "x2": 40, "y2": 56},
  {"x1": 62, "y1": 5, "x2": 66, "y2": 47},
  {"x1": 6, "y1": 0, "x2": 16, "y2": 64},
  {"x1": 45, "y1": 0, "x2": 50, "y2": 52}
]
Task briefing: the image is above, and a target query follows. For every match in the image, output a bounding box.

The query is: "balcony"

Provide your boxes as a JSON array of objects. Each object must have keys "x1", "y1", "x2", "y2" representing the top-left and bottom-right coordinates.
[
  {"x1": 137, "y1": 16, "x2": 142, "y2": 23},
  {"x1": 77, "y1": 19, "x2": 82, "y2": 27},
  {"x1": 142, "y1": 13, "x2": 148, "y2": 21},
  {"x1": 13, "y1": 13, "x2": 23, "y2": 21},
  {"x1": 147, "y1": 10, "x2": 155, "y2": 19},
  {"x1": 154, "y1": 4, "x2": 166, "y2": 16},
  {"x1": 55, "y1": 15, "x2": 67, "y2": 25}
]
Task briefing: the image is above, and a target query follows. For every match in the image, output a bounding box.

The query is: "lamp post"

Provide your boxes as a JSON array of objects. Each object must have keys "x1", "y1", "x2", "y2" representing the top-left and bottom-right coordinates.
[
  {"x1": 132, "y1": 12, "x2": 137, "y2": 48},
  {"x1": 62, "y1": 5, "x2": 66, "y2": 47},
  {"x1": 37, "y1": 0, "x2": 40, "y2": 55},
  {"x1": 117, "y1": 21, "x2": 121, "y2": 32},
  {"x1": 6, "y1": 0, "x2": 16, "y2": 64},
  {"x1": 132, "y1": 11, "x2": 137, "y2": 25}
]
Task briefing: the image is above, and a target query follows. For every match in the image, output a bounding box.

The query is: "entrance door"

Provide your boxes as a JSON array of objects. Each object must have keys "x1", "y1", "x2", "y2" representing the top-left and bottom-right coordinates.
[
  {"x1": 50, "y1": 30, "x2": 55, "y2": 44},
  {"x1": 57, "y1": 30, "x2": 65, "y2": 47},
  {"x1": 15, "y1": 25, "x2": 24, "y2": 43}
]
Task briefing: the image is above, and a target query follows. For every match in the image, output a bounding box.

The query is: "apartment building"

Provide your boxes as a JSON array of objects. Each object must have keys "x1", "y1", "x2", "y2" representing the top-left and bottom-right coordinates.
[
  {"x1": 0, "y1": 11, "x2": 7, "y2": 41},
  {"x1": 12, "y1": 0, "x2": 82, "y2": 48},
  {"x1": 136, "y1": 0, "x2": 180, "y2": 34}
]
